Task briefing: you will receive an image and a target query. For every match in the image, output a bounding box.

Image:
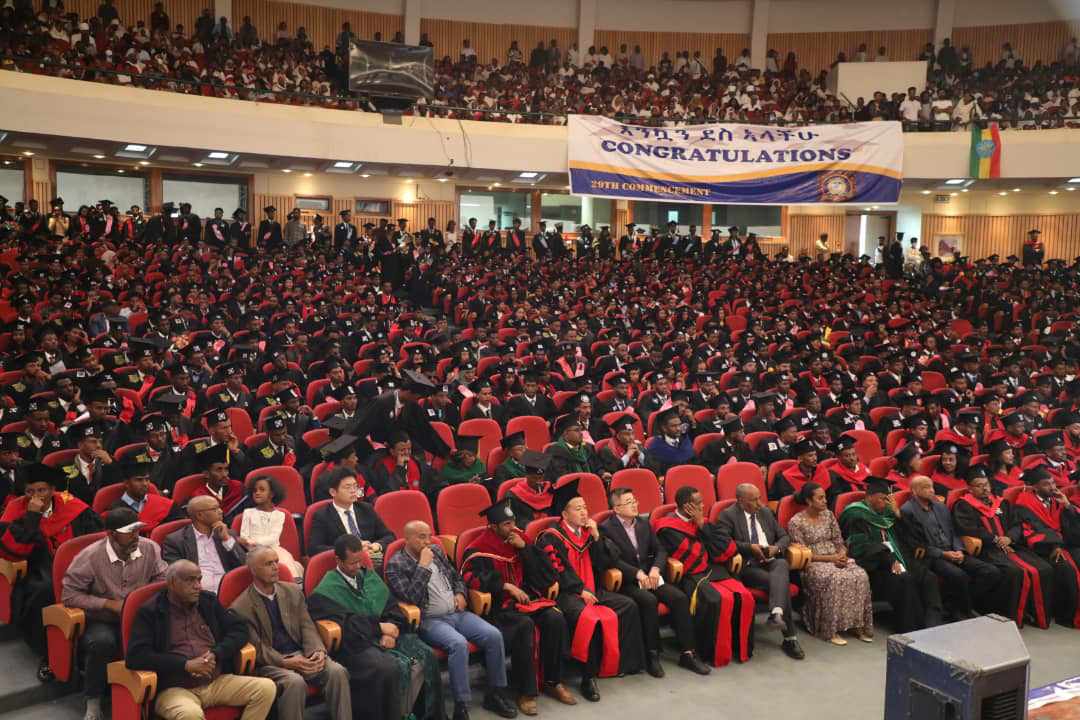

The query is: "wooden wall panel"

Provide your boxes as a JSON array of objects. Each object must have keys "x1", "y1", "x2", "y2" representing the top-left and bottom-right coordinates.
[
  {"x1": 593, "y1": 30, "x2": 748, "y2": 69},
  {"x1": 253, "y1": 193, "x2": 296, "y2": 219},
  {"x1": 765, "y1": 28, "x2": 932, "y2": 76},
  {"x1": 952, "y1": 21, "x2": 1080, "y2": 68},
  {"x1": 31, "y1": 180, "x2": 52, "y2": 206},
  {"x1": 233, "y1": 0, "x2": 401, "y2": 53},
  {"x1": 57, "y1": 0, "x2": 204, "y2": 34},
  {"x1": 921, "y1": 214, "x2": 1080, "y2": 261},
  {"x1": 420, "y1": 19, "x2": 575, "y2": 65},
  {"x1": 787, "y1": 214, "x2": 845, "y2": 258}
]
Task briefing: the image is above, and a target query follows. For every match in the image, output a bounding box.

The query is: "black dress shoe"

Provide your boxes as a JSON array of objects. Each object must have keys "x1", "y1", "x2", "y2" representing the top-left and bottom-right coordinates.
[
  {"x1": 453, "y1": 702, "x2": 470, "y2": 720},
  {"x1": 580, "y1": 677, "x2": 600, "y2": 702},
  {"x1": 678, "y1": 652, "x2": 711, "y2": 675},
  {"x1": 645, "y1": 650, "x2": 665, "y2": 678},
  {"x1": 482, "y1": 691, "x2": 519, "y2": 719},
  {"x1": 782, "y1": 638, "x2": 805, "y2": 660}
]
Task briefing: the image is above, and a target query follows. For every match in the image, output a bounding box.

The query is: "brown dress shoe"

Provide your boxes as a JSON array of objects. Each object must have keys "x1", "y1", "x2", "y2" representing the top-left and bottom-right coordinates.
[
  {"x1": 517, "y1": 696, "x2": 538, "y2": 716},
  {"x1": 543, "y1": 683, "x2": 577, "y2": 705}
]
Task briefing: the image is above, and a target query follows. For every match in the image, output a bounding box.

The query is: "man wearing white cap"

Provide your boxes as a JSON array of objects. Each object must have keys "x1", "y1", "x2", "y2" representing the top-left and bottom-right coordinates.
[{"x1": 61, "y1": 507, "x2": 168, "y2": 720}]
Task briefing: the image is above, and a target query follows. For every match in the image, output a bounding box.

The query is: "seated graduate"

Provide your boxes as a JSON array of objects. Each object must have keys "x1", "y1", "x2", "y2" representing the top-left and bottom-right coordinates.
[
  {"x1": 492, "y1": 432, "x2": 528, "y2": 487},
  {"x1": 314, "y1": 433, "x2": 375, "y2": 502},
  {"x1": 437, "y1": 434, "x2": 488, "y2": 491},
  {"x1": 770, "y1": 438, "x2": 818, "y2": 501},
  {"x1": 306, "y1": 534, "x2": 443, "y2": 720},
  {"x1": 596, "y1": 414, "x2": 647, "y2": 474},
  {"x1": 928, "y1": 443, "x2": 967, "y2": 496},
  {"x1": 886, "y1": 443, "x2": 922, "y2": 490},
  {"x1": 190, "y1": 443, "x2": 245, "y2": 518},
  {"x1": 818, "y1": 435, "x2": 870, "y2": 507},
  {"x1": 838, "y1": 477, "x2": 944, "y2": 633},
  {"x1": 364, "y1": 431, "x2": 437, "y2": 500},
  {"x1": 643, "y1": 407, "x2": 696, "y2": 478},
  {"x1": 461, "y1": 498, "x2": 576, "y2": 711},
  {"x1": 698, "y1": 417, "x2": 754, "y2": 473},
  {"x1": 503, "y1": 450, "x2": 554, "y2": 528},
  {"x1": 108, "y1": 455, "x2": 183, "y2": 532},
  {"x1": 534, "y1": 479, "x2": 645, "y2": 701},
  {"x1": 545, "y1": 415, "x2": 608, "y2": 481}
]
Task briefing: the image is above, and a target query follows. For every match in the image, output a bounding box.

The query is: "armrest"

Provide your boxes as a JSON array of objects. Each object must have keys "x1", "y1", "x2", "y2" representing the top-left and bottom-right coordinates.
[
  {"x1": 961, "y1": 537, "x2": 983, "y2": 556},
  {"x1": 398, "y1": 603, "x2": 421, "y2": 627},
  {"x1": 437, "y1": 535, "x2": 456, "y2": 559},
  {"x1": 41, "y1": 604, "x2": 86, "y2": 640},
  {"x1": 728, "y1": 554, "x2": 743, "y2": 575},
  {"x1": 236, "y1": 643, "x2": 256, "y2": 675},
  {"x1": 767, "y1": 500, "x2": 779, "y2": 514},
  {"x1": 784, "y1": 544, "x2": 812, "y2": 571},
  {"x1": 0, "y1": 559, "x2": 27, "y2": 586},
  {"x1": 545, "y1": 582, "x2": 559, "y2": 600},
  {"x1": 665, "y1": 558, "x2": 684, "y2": 583},
  {"x1": 602, "y1": 568, "x2": 622, "y2": 592},
  {"x1": 107, "y1": 661, "x2": 157, "y2": 705},
  {"x1": 467, "y1": 589, "x2": 491, "y2": 616},
  {"x1": 315, "y1": 619, "x2": 341, "y2": 653}
]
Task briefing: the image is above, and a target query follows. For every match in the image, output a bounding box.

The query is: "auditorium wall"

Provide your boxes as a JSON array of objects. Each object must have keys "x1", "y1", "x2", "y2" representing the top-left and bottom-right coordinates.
[{"x1": 231, "y1": 0, "x2": 401, "y2": 52}]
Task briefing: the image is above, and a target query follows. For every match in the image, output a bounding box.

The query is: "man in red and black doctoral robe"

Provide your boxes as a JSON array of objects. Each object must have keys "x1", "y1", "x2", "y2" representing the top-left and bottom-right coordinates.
[
  {"x1": 951, "y1": 467, "x2": 1051, "y2": 628},
  {"x1": 0, "y1": 463, "x2": 102, "y2": 679},
  {"x1": 461, "y1": 499, "x2": 576, "y2": 711},
  {"x1": 1011, "y1": 466, "x2": 1080, "y2": 628},
  {"x1": 108, "y1": 456, "x2": 181, "y2": 533},
  {"x1": 534, "y1": 480, "x2": 644, "y2": 702},
  {"x1": 653, "y1": 486, "x2": 754, "y2": 667}
]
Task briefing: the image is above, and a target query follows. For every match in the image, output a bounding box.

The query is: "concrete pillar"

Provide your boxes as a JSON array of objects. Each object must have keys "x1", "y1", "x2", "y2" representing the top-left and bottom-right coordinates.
[
  {"x1": 404, "y1": 0, "x2": 421, "y2": 46},
  {"x1": 934, "y1": 0, "x2": 955, "y2": 49},
  {"x1": 700, "y1": 204, "x2": 712, "y2": 233},
  {"x1": 750, "y1": 0, "x2": 771, "y2": 71},
  {"x1": 215, "y1": 0, "x2": 231, "y2": 26},
  {"x1": 581, "y1": 196, "x2": 594, "y2": 228},
  {"x1": 530, "y1": 190, "x2": 542, "y2": 232},
  {"x1": 578, "y1": 0, "x2": 596, "y2": 60}
]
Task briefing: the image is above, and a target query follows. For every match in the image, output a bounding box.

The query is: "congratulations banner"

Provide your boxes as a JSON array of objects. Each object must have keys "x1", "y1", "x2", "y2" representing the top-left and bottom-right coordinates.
[{"x1": 567, "y1": 115, "x2": 903, "y2": 205}]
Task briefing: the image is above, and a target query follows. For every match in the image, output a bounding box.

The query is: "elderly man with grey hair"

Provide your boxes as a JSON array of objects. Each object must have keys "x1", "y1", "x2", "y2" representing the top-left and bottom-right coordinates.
[
  {"x1": 125, "y1": 559, "x2": 276, "y2": 720},
  {"x1": 715, "y1": 483, "x2": 805, "y2": 660},
  {"x1": 229, "y1": 546, "x2": 352, "y2": 719}
]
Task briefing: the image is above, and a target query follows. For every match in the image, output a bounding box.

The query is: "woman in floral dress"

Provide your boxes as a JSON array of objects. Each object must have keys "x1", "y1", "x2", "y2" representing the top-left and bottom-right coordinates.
[{"x1": 788, "y1": 482, "x2": 874, "y2": 645}]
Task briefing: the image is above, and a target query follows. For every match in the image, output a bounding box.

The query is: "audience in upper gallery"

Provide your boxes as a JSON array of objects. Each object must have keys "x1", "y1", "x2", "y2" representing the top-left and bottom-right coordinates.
[{"x1": 4, "y1": 2, "x2": 1080, "y2": 128}]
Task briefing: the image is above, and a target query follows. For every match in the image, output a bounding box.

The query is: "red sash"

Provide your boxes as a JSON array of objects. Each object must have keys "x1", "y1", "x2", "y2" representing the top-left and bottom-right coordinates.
[
  {"x1": 0, "y1": 493, "x2": 88, "y2": 559},
  {"x1": 461, "y1": 528, "x2": 557, "y2": 612},
  {"x1": 381, "y1": 456, "x2": 420, "y2": 492},
  {"x1": 138, "y1": 494, "x2": 174, "y2": 529},
  {"x1": 930, "y1": 470, "x2": 967, "y2": 493},
  {"x1": 508, "y1": 480, "x2": 552, "y2": 511}
]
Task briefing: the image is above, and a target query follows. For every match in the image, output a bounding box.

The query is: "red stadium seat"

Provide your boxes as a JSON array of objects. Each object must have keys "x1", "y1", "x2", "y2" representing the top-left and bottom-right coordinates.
[
  {"x1": 869, "y1": 457, "x2": 896, "y2": 477},
  {"x1": 92, "y1": 482, "x2": 160, "y2": 515},
  {"x1": 505, "y1": 416, "x2": 550, "y2": 451},
  {"x1": 744, "y1": 431, "x2": 777, "y2": 453},
  {"x1": 112, "y1": 442, "x2": 146, "y2": 461},
  {"x1": 496, "y1": 479, "x2": 518, "y2": 500},
  {"x1": 244, "y1": 432, "x2": 268, "y2": 449},
  {"x1": 230, "y1": 508, "x2": 302, "y2": 559},
  {"x1": 42, "y1": 449, "x2": 78, "y2": 468},
  {"x1": 885, "y1": 429, "x2": 907, "y2": 455},
  {"x1": 44, "y1": 532, "x2": 107, "y2": 682},
  {"x1": 842, "y1": 430, "x2": 882, "y2": 466},
  {"x1": 217, "y1": 562, "x2": 295, "y2": 609},
  {"x1": 244, "y1": 466, "x2": 305, "y2": 515},
  {"x1": 766, "y1": 460, "x2": 797, "y2": 496},
  {"x1": 708, "y1": 499, "x2": 737, "y2": 523},
  {"x1": 150, "y1": 519, "x2": 191, "y2": 546},
  {"x1": 454, "y1": 526, "x2": 487, "y2": 567},
  {"x1": 303, "y1": 500, "x2": 332, "y2": 554},
  {"x1": 664, "y1": 464, "x2": 716, "y2": 506},
  {"x1": 430, "y1": 422, "x2": 457, "y2": 452},
  {"x1": 302, "y1": 428, "x2": 331, "y2": 452},
  {"x1": 305, "y1": 378, "x2": 330, "y2": 407},
  {"x1": 486, "y1": 446, "x2": 508, "y2": 472},
  {"x1": 692, "y1": 432, "x2": 725, "y2": 456},
  {"x1": 457, "y1": 418, "x2": 503, "y2": 467},
  {"x1": 649, "y1": 503, "x2": 677, "y2": 524},
  {"x1": 833, "y1": 491, "x2": 866, "y2": 519},
  {"x1": 716, "y1": 462, "x2": 766, "y2": 501},
  {"x1": 524, "y1": 516, "x2": 559, "y2": 544},
  {"x1": 610, "y1": 468, "x2": 662, "y2": 514},
  {"x1": 313, "y1": 401, "x2": 342, "y2": 422},
  {"x1": 920, "y1": 455, "x2": 940, "y2": 475},
  {"x1": 555, "y1": 473, "x2": 606, "y2": 515},
  {"x1": 374, "y1": 490, "x2": 434, "y2": 539},
  {"x1": 869, "y1": 406, "x2": 899, "y2": 428},
  {"x1": 436, "y1": 483, "x2": 491, "y2": 537},
  {"x1": 776, "y1": 496, "x2": 807, "y2": 530}
]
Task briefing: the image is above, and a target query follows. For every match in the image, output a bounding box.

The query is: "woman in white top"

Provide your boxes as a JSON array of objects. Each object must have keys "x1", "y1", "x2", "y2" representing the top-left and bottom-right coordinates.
[{"x1": 237, "y1": 474, "x2": 304, "y2": 579}]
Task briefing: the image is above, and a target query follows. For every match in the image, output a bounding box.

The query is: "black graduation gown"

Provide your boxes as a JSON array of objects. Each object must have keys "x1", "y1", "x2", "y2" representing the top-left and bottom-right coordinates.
[
  {"x1": 1011, "y1": 491, "x2": 1080, "y2": 628},
  {"x1": 257, "y1": 219, "x2": 282, "y2": 249},
  {"x1": 534, "y1": 522, "x2": 644, "y2": 678}
]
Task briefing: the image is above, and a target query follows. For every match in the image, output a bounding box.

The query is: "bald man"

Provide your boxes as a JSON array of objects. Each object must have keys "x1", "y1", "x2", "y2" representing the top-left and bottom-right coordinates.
[
  {"x1": 899, "y1": 476, "x2": 1003, "y2": 619},
  {"x1": 162, "y1": 496, "x2": 247, "y2": 593},
  {"x1": 385, "y1": 521, "x2": 518, "y2": 720},
  {"x1": 126, "y1": 560, "x2": 276, "y2": 720}
]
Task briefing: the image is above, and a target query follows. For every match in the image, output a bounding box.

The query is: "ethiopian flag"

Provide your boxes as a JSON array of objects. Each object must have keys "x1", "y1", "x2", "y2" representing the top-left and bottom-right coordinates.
[{"x1": 969, "y1": 123, "x2": 1002, "y2": 179}]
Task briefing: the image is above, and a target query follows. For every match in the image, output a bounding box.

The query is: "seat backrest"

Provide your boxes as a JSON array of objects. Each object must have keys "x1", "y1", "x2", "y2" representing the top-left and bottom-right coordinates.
[
  {"x1": 496, "y1": 478, "x2": 519, "y2": 500},
  {"x1": 766, "y1": 459, "x2": 797, "y2": 495},
  {"x1": 457, "y1": 419, "x2": 502, "y2": 467},
  {"x1": 524, "y1": 516, "x2": 559, "y2": 544},
  {"x1": 869, "y1": 406, "x2": 899, "y2": 428},
  {"x1": 302, "y1": 428, "x2": 331, "y2": 452},
  {"x1": 600, "y1": 412, "x2": 643, "y2": 442},
  {"x1": 647, "y1": 503, "x2": 678, "y2": 530},
  {"x1": 436, "y1": 483, "x2": 491, "y2": 536},
  {"x1": 120, "y1": 581, "x2": 166, "y2": 652},
  {"x1": 842, "y1": 429, "x2": 883, "y2": 466},
  {"x1": 716, "y1": 461, "x2": 766, "y2": 500},
  {"x1": 945, "y1": 488, "x2": 968, "y2": 510},
  {"x1": 244, "y1": 466, "x2": 306, "y2": 515},
  {"x1": 610, "y1": 468, "x2": 661, "y2": 514},
  {"x1": 486, "y1": 446, "x2": 508, "y2": 472},
  {"x1": 113, "y1": 442, "x2": 146, "y2": 461},
  {"x1": 920, "y1": 454, "x2": 941, "y2": 475},
  {"x1": 217, "y1": 562, "x2": 295, "y2": 608},
  {"x1": 555, "y1": 473, "x2": 606, "y2": 516},
  {"x1": 305, "y1": 550, "x2": 340, "y2": 596},
  {"x1": 505, "y1": 415, "x2": 551, "y2": 451},
  {"x1": 664, "y1": 464, "x2": 716, "y2": 506},
  {"x1": 373, "y1": 490, "x2": 434, "y2": 539},
  {"x1": 231, "y1": 507, "x2": 302, "y2": 558},
  {"x1": 833, "y1": 491, "x2": 866, "y2": 519},
  {"x1": 305, "y1": 378, "x2": 330, "y2": 407},
  {"x1": 692, "y1": 432, "x2": 725, "y2": 456},
  {"x1": 303, "y1": 499, "x2": 333, "y2": 550},
  {"x1": 42, "y1": 448, "x2": 78, "y2": 468},
  {"x1": 150, "y1": 518, "x2": 191, "y2": 545},
  {"x1": 708, "y1": 498, "x2": 737, "y2": 523},
  {"x1": 172, "y1": 474, "x2": 207, "y2": 507},
  {"x1": 454, "y1": 525, "x2": 488, "y2": 567},
  {"x1": 226, "y1": 407, "x2": 255, "y2": 443},
  {"x1": 744, "y1": 431, "x2": 777, "y2": 453},
  {"x1": 892, "y1": 489, "x2": 912, "y2": 509},
  {"x1": 52, "y1": 532, "x2": 107, "y2": 602},
  {"x1": 92, "y1": 483, "x2": 160, "y2": 515},
  {"x1": 430, "y1": 421, "x2": 456, "y2": 452},
  {"x1": 885, "y1": 429, "x2": 908, "y2": 456},
  {"x1": 383, "y1": 537, "x2": 407, "y2": 572},
  {"x1": 244, "y1": 432, "x2": 268, "y2": 449},
  {"x1": 776, "y1": 496, "x2": 807, "y2": 530},
  {"x1": 869, "y1": 457, "x2": 896, "y2": 477}
]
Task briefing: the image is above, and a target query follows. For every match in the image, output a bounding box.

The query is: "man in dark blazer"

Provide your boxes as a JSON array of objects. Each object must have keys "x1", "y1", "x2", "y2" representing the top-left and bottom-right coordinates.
[
  {"x1": 161, "y1": 495, "x2": 247, "y2": 593},
  {"x1": 306, "y1": 467, "x2": 394, "y2": 557},
  {"x1": 715, "y1": 483, "x2": 805, "y2": 659},
  {"x1": 350, "y1": 371, "x2": 451, "y2": 462},
  {"x1": 501, "y1": 372, "x2": 557, "y2": 421},
  {"x1": 600, "y1": 488, "x2": 710, "y2": 676}
]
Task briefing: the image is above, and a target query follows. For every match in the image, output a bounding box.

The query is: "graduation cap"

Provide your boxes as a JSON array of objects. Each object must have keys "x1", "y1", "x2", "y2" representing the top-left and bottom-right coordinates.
[
  {"x1": 964, "y1": 465, "x2": 988, "y2": 481},
  {"x1": 607, "y1": 413, "x2": 637, "y2": 434},
  {"x1": 122, "y1": 454, "x2": 155, "y2": 478},
  {"x1": 403, "y1": 370, "x2": 436, "y2": 397},
  {"x1": 66, "y1": 420, "x2": 103, "y2": 442},
  {"x1": 1021, "y1": 465, "x2": 1052, "y2": 486},
  {"x1": 893, "y1": 443, "x2": 919, "y2": 464},
  {"x1": 521, "y1": 450, "x2": 549, "y2": 474},
  {"x1": 202, "y1": 408, "x2": 230, "y2": 427},
  {"x1": 196, "y1": 442, "x2": 230, "y2": 469},
  {"x1": 752, "y1": 391, "x2": 776, "y2": 405},
  {"x1": 1057, "y1": 411, "x2": 1080, "y2": 427},
  {"x1": 833, "y1": 435, "x2": 858, "y2": 453},
  {"x1": 1002, "y1": 413, "x2": 1025, "y2": 429},
  {"x1": 955, "y1": 409, "x2": 982, "y2": 425},
  {"x1": 127, "y1": 338, "x2": 158, "y2": 359},
  {"x1": 793, "y1": 438, "x2": 816, "y2": 456},
  {"x1": 865, "y1": 476, "x2": 892, "y2": 496},
  {"x1": 975, "y1": 393, "x2": 1001, "y2": 407},
  {"x1": 137, "y1": 412, "x2": 166, "y2": 434},
  {"x1": 321, "y1": 434, "x2": 359, "y2": 461},
  {"x1": 480, "y1": 497, "x2": 517, "y2": 524},
  {"x1": 266, "y1": 415, "x2": 288, "y2": 431},
  {"x1": 984, "y1": 435, "x2": 1010, "y2": 456},
  {"x1": 501, "y1": 431, "x2": 526, "y2": 449},
  {"x1": 551, "y1": 478, "x2": 582, "y2": 515},
  {"x1": 654, "y1": 406, "x2": 681, "y2": 430},
  {"x1": 24, "y1": 463, "x2": 65, "y2": 488},
  {"x1": 722, "y1": 417, "x2": 744, "y2": 434},
  {"x1": 263, "y1": 205, "x2": 276, "y2": 213},
  {"x1": 902, "y1": 414, "x2": 928, "y2": 429},
  {"x1": 553, "y1": 414, "x2": 581, "y2": 436},
  {"x1": 456, "y1": 434, "x2": 481, "y2": 455},
  {"x1": 104, "y1": 507, "x2": 144, "y2": 534},
  {"x1": 0, "y1": 432, "x2": 21, "y2": 453},
  {"x1": 773, "y1": 416, "x2": 798, "y2": 433},
  {"x1": 218, "y1": 362, "x2": 244, "y2": 379},
  {"x1": 1036, "y1": 431, "x2": 1065, "y2": 451},
  {"x1": 232, "y1": 208, "x2": 247, "y2": 219},
  {"x1": 275, "y1": 387, "x2": 301, "y2": 404}
]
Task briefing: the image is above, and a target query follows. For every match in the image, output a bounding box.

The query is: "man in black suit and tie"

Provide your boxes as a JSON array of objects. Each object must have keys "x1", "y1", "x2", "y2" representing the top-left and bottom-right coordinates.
[
  {"x1": 715, "y1": 483, "x2": 805, "y2": 660},
  {"x1": 306, "y1": 467, "x2": 394, "y2": 558},
  {"x1": 600, "y1": 488, "x2": 710, "y2": 676},
  {"x1": 351, "y1": 370, "x2": 451, "y2": 463}
]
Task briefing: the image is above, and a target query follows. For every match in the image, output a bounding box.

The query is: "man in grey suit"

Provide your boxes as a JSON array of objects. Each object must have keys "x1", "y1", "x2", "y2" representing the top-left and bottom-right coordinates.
[
  {"x1": 230, "y1": 546, "x2": 352, "y2": 719},
  {"x1": 715, "y1": 483, "x2": 805, "y2": 660},
  {"x1": 161, "y1": 495, "x2": 246, "y2": 593}
]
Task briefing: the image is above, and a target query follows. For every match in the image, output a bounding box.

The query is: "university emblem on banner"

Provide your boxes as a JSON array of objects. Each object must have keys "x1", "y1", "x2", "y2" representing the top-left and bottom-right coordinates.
[{"x1": 819, "y1": 171, "x2": 856, "y2": 202}]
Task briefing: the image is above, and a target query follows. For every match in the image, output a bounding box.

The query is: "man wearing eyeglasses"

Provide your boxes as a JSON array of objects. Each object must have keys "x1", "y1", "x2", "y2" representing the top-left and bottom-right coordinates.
[{"x1": 599, "y1": 488, "x2": 710, "y2": 676}]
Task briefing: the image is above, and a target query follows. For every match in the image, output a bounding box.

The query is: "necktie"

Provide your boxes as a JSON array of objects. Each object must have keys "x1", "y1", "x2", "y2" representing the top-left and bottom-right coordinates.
[
  {"x1": 346, "y1": 509, "x2": 361, "y2": 537},
  {"x1": 748, "y1": 514, "x2": 760, "y2": 544}
]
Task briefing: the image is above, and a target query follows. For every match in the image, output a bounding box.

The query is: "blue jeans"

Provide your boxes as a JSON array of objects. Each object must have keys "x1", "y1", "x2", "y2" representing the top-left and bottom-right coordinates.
[{"x1": 419, "y1": 610, "x2": 506, "y2": 702}]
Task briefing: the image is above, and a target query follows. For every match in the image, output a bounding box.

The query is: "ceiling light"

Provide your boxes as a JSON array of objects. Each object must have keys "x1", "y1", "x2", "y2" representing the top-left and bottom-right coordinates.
[
  {"x1": 303, "y1": 172, "x2": 312, "y2": 177},
  {"x1": 944, "y1": 179, "x2": 967, "y2": 185},
  {"x1": 961, "y1": 188, "x2": 969, "y2": 192},
  {"x1": 950, "y1": 192, "x2": 958, "y2": 197},
  {"x1": 21, "y1": 151, "x2": 33, "y2": 156},
  {"x1": 123, "y1": 144, "x2": 147, "y2": 152},
  {"x1": 1068, "y1": 178, "x2": 1080, "y2": 184},
  {"x1": 1070, "y1": 187, "x2": 1077, "y2": 192},
  {"x1": 998, "y1": 191, "x2": 1008, "y2": 196},
  {"x1": 518, "y1": 172, "x2": 538, "y2": 178},
  {"x1": 1012, "y1": 188, "x2": 1021, "y2": 192},
  {"x1": 437, "y1": 177, "x2": 448, "y2": 182},
  {"x1": 138, "y1": 161, "x2": 150, "y2": 166},
  {"x1": 193, "y1": 162, "x2": 203, "y2": 167},
  {"x1": 93, "y1": 154, "x2": 105, "y2": 159},
  {"x1": 920, "y1": 190, "x2": 931, "y2": 195},
  {"x1": 207, "y1": 151, "x2": 229, "y2": 159},
  {"x1": 1, "y1": 160, "x2": 9, "y2": 165},
  {"x1": 117, "y1": 169, "x2": 125, "y2": 173},
  {"x1": 333, "y1": 161, "x2": 353, "y2": 169},
  {"x1": 282, "y1": 169, "x2": 292, "y2": 173},
  {"x1": 492, "y1": 182, "x2": 501, "y2": 187},
  {"x1": 871, "y1": 205, "x2": 879, "y2": 210},
  {"x1": 360, "y1": 173, "x2": 370, "y2": 178},
  {"x1": 1050, "y1": 190, "x2": 1059, "y2": 195}
]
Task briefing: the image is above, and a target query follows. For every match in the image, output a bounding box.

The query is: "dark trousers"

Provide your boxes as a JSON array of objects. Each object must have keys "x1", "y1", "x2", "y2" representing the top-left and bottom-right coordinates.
[
  {"x1": 621, "y1": 581, "x2": 695, "y2": 653},
  {"x1": 928, "y1": 555, "x2": 1001, "y2": 616},
  {"x1": 81, "y1": 621, "x2": 121, "y2": 699},
  {"x1": 740, "y1": 558, "x2": 795, "y2": 637}
]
